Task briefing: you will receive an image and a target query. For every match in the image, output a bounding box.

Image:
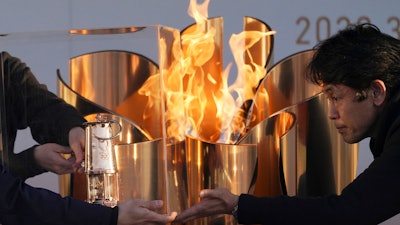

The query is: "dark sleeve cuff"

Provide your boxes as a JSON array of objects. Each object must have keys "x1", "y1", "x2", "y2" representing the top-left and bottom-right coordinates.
[
  {"x1": 7, "y1": 145, "x2": 47, "y2": 180},
  {"x1": 110, "y1": 206, "x2": 119, "y2": 225},
  {"x1": 237, "y1": 194, "x2": 265, "y2": 224}
]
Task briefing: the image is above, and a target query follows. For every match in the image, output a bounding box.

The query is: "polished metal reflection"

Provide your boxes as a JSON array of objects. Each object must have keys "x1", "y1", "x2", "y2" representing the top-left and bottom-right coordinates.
[
  {"x1": 281, "y1": 94, "x2": 358, "y2": 196},
  {"x1": 69, "y1": 50, "x2": 161, "y2": 139},
  {"x1": 69, "y1": 26, "x2": 145, "y2": 35},
  {"x1": 186, "y1": 136, "x2": 257, "y2": 225},
  {"x1": 84, "y1": 113, "x2": 150, "y2": 144},
  {"x1": 57, "y1": 50, "x2": 162, "y2": 199},
  {"x1": 238, "y1": 111, "x2": 295, "y2": 196},
  {"x1": 243, "y1": 16, "x2": 274, "y2": 76},
  {"x1": 115, "y1": 139, "x2": 187, "y2": 213},
  {"x1": 114, "y1": 139, "x2": 163, "y2": 203},
  {"x1": 247, "y1": 49, "x2": 358, "y2": 197},
  {"x1": 57, "y1": 47, "x2": 188, "y2": 215},
  {"x1": 249, "y1": 50, "x2": 321, "y2": 126}
]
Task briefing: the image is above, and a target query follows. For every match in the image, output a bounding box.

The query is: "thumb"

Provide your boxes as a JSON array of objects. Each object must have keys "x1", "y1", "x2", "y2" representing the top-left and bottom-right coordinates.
[
  {"x1": 199, "y1": 189, "x2": 215, "y2": 198},
  {"x1": 70, "y1": 141, "x2": 84, "y2": 163}
]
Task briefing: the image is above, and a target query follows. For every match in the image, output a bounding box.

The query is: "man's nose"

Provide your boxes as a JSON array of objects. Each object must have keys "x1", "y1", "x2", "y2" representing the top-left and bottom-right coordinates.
[{"x1": 328, "y1": 104, "x2": 339, "y2": 120}]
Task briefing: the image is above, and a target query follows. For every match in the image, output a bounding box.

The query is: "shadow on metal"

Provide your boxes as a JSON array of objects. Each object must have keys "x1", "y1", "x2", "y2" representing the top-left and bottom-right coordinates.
[
  {"x1": 185, "y1": 135, "x2": 257, "y2": 225},
  {"x1": 58, "y1": 50, "x2": 188, "y2": 213},
  {"x1": 243, "y1": 49, "x2": 358, "y2": 197}
]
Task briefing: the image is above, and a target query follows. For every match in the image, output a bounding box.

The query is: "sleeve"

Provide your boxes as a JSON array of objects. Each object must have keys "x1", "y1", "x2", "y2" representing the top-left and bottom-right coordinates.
[
  {"x1": 0, "y1": 164, "x2": 119, "y2": 225},
  {"x1": 236, "y1": 125, "x2": 400, "y2": 224},
  {"x1": 2, "y1": 51, "x2": 86, "y2": 178}
]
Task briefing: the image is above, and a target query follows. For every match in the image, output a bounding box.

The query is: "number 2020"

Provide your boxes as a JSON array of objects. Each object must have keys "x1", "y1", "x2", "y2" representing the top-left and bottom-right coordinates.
[{"x1": 296, "y1": 16, "x2": 400, "y2": 45}]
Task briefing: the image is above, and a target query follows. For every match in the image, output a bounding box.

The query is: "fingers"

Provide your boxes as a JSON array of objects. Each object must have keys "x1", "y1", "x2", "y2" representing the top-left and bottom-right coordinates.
[
  {"x1": 118, "y1": 199, "x2": 177, "y2": 224},
  {"x1": 34, "y1": 144, "x2": 71, "y2": 173},
  {"x1": 166, "y1": 211, "x2": 178, "y2": 222},
  {"x1": 68, "y1": 127, "x2": 85, "y2": 165},
  {"x1": 175, "y1": 204, "x2": 204, "y2": 223},
  {"x1": 199, "y1": 188, "x2": 221, "y2": 198},
  {"x1": 175, "y1": 188, "x2": 239, "y2": 223},
  {"x1": 57, "y1": 145, "x2": 74, "y2": 154},
  {"x1": 175, "y1": 196, "x2": 218, "y2": 223},
  {"x1": 147, "y1": 210, "x2": 177, "y2": 223}
]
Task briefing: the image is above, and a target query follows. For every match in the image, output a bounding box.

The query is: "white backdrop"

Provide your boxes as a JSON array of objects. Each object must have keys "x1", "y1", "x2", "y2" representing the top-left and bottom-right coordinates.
[{"x1": 1, "y1": 0, "x2": 399, "y2": 223}]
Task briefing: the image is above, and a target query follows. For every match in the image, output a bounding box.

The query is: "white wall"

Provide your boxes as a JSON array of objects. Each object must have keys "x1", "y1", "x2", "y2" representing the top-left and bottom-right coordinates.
[{"x1": 1, "y1": 0, "x2": 399, "y2": 223}]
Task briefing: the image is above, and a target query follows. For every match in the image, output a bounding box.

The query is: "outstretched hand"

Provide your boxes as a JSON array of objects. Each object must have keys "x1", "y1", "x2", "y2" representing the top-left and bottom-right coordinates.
[
  {"x1": 174, "y1": 188, "x2": 239, "y2": 223},
  {"x1": 118, "y1": 199, "x2": 177, "y2": 225}
]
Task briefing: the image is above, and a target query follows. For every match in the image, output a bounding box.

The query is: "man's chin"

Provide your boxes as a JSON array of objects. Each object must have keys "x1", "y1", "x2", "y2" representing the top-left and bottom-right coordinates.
[{"x1": 341, "y1": 134, "x2": 364, "y2": 144}]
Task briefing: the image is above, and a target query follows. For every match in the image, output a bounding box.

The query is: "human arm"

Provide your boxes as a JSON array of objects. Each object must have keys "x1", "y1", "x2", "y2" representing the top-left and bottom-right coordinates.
[
  {"x1": 0, "y1": 164, "x2": 177, "y2": 225},
  {"x1": 1, "y1": 51, "x2": 86, "y2": 178},
  {"x1": 0, "y1": 164, "x2": 116, "y2": 225},
  {"x1": 176, "y1": 119, "x2": 400, "y2": 224}
]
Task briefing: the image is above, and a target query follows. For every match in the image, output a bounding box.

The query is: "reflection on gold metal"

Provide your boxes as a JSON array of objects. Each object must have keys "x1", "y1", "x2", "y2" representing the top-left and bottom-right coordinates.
[
  {"x1": 280, "y1": 94, "x2": 358, "y2": 196},
  {"x1": 186, "y1": 136, "x2": 257, "y2": 225},
  {"x1": 56, "y1": 22, "x2": 357, "y2": 225},
  {"x1": 57, "y1": 50, "x2": 163, "y2": 199},
  {"x1": 84, "y1": 113, "x2": 149, "y2": 144},
  {"x1": 69, "y1": 50, "x2": 161, "y2": 139},
  {"x1": 247, "y1": 50, "x2": 358, "y2": 197},
  {"x1": 69, "y1": 26, "x2": 145, "y2": 35},
  {"x1": 115, "y1": 139, "x2": 163, "y2": 204},
  {"x1": 57, "y1": 38, "x2": 189, "y2": 215},
  {"x1": 115, "y1": 139, "x2": 187, "y2": 213},
  {"x1": 239, "y1": 111, "x2": 295, "y2": 197},
  {"x1": 249, "y1": 50, "x2": 321, "y2": 126},
  {"x1": 243, "y1": 16, "x2": 274, "y2": 74}
]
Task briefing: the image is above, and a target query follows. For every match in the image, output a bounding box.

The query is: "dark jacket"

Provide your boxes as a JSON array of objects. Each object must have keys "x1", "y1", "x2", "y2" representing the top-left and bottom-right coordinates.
[
  {"x1": 0, "y1": 164, "x2": 118, "y2": 225},
  {"x1": 1, "y1": 51, "x2": 86, "y2": 179},
  {"x1": 237, "y1": 91, "x2": 400, "y2": 224},
  {"x1": 0, "y1": 52, "x2": 119, "y2": 224}
]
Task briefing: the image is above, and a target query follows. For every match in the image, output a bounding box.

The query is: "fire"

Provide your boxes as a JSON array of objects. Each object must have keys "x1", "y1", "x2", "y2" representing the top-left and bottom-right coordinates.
[
  {"x1": 181, "y1": 0, "x2": 276, "y2": 144},
  {"x1": 139, "y1": 0, "x2": 275, "y2": 144},
  {"x1": 187, "y1": 0, "x2": 210, "y2": 23}
]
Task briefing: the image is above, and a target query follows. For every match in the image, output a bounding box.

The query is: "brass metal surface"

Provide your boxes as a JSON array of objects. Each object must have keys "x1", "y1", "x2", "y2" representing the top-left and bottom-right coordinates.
[
  {"x1": 56, "y1": 25, "x2": 358, "y2": 225},
  {"x1": 245, "y1": 49, "x2": 358, "y2": 197},
  {"x1": 69, "y1": 50, "x2": 161, "y2": 139},
  {"x1": 58, "y1": 45, "x2": 189, "y2": 214},
  {"x1": 186, "y1": 135, "x2": 257, "y2": 225},
  {"x1": 115, "y1": 139, "x2": 187, "y2": 213},
  {"x1": 239, "y1": 111, "x2": 295, "y2": 196}
]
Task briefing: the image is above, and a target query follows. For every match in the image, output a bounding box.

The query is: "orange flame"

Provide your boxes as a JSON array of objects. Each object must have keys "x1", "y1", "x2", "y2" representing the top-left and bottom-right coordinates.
[
  {"x1": 181, "y1": 1, "x2": 275, "y2": 143},
  {"x1": 187, "y1": 0, "x2": 210, "y2": 23},
  {"x1": 139, "y1": 0, "x2": 275, "y2": 144}
]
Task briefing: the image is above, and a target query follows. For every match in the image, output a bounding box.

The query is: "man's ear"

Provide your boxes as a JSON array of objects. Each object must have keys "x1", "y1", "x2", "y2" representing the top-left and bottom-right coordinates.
[{"x1": 370, "y1": 79, "x2": 386, "y2": 106}]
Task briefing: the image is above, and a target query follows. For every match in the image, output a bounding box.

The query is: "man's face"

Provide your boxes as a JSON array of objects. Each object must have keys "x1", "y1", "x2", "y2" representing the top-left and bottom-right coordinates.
[{"x1": 322, "y1": 84, "x2": 379, "y2": 143}]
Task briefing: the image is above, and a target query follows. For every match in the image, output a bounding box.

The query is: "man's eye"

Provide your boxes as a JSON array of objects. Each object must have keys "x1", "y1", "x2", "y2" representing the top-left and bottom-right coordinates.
[{"x1": 327, "y1": 96, "x2": 338, "y2": 102}]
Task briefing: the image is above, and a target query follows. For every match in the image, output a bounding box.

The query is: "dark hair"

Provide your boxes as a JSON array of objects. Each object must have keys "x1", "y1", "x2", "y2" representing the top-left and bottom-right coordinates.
[{"x1": 306, "y1": 23, "x2": 400, "y2": 100}]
